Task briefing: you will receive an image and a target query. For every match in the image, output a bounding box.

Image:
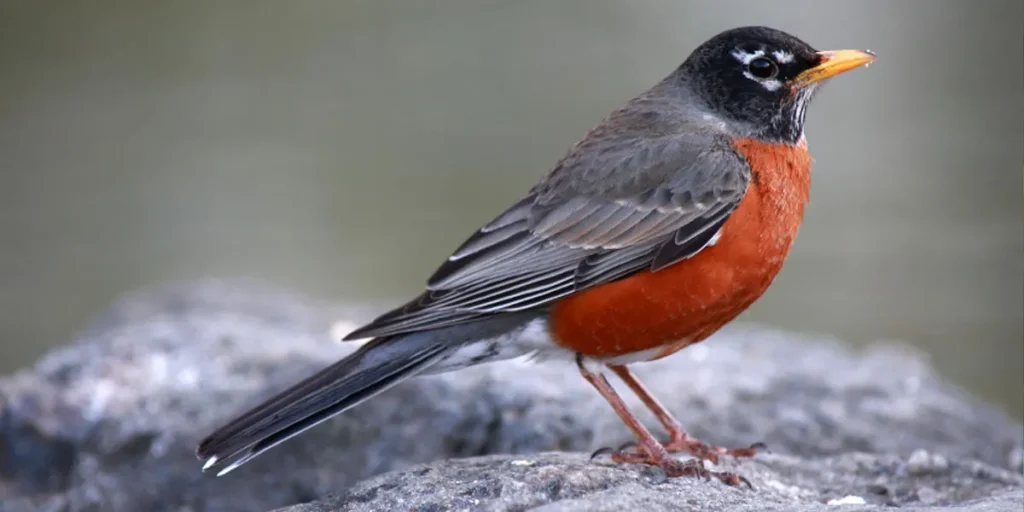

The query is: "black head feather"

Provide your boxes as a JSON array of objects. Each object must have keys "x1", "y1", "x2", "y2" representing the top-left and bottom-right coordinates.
[{"x1": 675, "y1": 26, "x2": 826, "y2": 143}]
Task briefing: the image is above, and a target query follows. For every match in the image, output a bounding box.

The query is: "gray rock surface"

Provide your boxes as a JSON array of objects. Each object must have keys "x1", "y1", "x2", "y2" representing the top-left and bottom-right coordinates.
[
  {"x1": 0, "y1": 280, "x2": 1021, "y2": 512},
  {"x1": 274, "y1": 452, "x2": 1023, "y2": 512}
]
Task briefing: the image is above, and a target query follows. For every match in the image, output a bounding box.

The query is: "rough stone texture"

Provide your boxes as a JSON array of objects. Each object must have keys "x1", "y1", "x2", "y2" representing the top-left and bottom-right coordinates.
[
  {"x1": 274, "y1": 452, "x2": 1024, "y2": 512},
  {"x1": 0, "y1": 280, "x2": 1021, "y2": 512}
]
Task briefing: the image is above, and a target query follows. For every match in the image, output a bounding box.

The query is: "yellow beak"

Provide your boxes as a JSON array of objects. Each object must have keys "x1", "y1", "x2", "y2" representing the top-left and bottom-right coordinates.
[{"x1": 792, "y1": 49, "x2": 876, "y2": 88}]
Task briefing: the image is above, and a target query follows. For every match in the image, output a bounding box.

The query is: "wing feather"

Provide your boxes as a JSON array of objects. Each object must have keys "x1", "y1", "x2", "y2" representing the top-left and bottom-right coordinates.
[{"x1": 344, "y1": 104, "x2": 751, "y2": 341}]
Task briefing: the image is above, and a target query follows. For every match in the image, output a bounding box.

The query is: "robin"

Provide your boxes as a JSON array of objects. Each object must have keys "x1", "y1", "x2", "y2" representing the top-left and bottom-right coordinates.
[{"x1": 196, "y1": 26, "x2": 874, "y2": 485}]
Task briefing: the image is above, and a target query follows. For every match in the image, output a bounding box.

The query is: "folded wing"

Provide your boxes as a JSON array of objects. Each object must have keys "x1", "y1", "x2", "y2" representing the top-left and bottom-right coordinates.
[{"x1": 345, "y1": 106, "x2": 750, "y2": 341}]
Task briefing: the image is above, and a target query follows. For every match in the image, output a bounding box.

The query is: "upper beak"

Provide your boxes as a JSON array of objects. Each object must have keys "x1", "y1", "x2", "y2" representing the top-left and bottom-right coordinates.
[{"x1": 792, "y1": 49, "x2": 876, "y2": 88}]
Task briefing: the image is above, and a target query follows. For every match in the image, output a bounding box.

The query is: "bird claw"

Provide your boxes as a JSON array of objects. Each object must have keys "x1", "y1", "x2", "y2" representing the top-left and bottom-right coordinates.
[
  {"x1": 748, "y1": 441, "x2": 770, "y2": 454},
  {"x1": 618, "y1": 441, "x2": 640, "y2": 452},
  {"x1": 595, "y1": 436, "x2": 765, "y2": 470},
  {"x1": 590, "y1": 440, "x2": 647, "y2": 460},
  {"x1": 663, "y1": 435, "x2": 766, "y2": 462},
  {"x1": 590, "y1": 446, "x2": 617, "y2": 460},
  {"x1": 716, "y1": 471, "x2": 754, "y2": 489},
  {"x1": 668, "y1": 460, "x2": 753, "y2": 489},
  {"x1": 602, "y1": 448, "x2": 755, "y2": 489}
]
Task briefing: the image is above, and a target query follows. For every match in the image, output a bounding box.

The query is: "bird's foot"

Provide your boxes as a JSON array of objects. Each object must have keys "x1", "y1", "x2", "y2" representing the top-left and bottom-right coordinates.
[
  {"x1": 663, "y1": 435, "x2": 766, "y2": 464},
  {"x1": 612, "y1": 437, "x2": 765, "y2": 464},
  {"x1": 591, "y1": 441, "x2": 753, "y2": 488}
]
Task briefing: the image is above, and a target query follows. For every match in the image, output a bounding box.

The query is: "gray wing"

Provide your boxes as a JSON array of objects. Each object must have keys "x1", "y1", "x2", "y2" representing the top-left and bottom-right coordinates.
[{"x1": 344, "y1": 102, "x2": 750, "y2": 341}]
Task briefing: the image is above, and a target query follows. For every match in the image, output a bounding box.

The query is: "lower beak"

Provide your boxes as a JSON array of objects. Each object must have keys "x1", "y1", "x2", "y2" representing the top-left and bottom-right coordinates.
[{"x1": 792, "y1": 49, "x2": 876, "y2": 88}]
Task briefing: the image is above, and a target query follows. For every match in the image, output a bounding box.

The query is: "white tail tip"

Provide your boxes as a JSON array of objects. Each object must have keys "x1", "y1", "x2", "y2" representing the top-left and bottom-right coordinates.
[{"x1": 215, "y1": 457, "x2": 249, "y2": 477}]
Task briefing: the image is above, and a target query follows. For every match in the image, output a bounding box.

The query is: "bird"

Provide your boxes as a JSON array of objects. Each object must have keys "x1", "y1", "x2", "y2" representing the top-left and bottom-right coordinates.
[{"x1": 196, "y1": 25, "x2": 874, "y2": 485}]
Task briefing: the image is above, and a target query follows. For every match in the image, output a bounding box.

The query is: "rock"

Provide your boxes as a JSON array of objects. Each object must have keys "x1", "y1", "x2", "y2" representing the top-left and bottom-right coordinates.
[
  {"x1": 272, "y1": 452, "x2": 1024, "y2": 512},
  {"x1": 0, "y1": 280, "x2": 1021, "y2": 512},
  {"x1": 907, "y1": 449, "x2": 951, "y2": 477}
]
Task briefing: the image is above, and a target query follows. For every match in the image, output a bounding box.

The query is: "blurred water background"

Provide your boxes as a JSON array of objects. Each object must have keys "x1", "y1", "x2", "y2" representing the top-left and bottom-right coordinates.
[{"x1": 1, "y1": 1, "x2": 1021, "y2": 419}]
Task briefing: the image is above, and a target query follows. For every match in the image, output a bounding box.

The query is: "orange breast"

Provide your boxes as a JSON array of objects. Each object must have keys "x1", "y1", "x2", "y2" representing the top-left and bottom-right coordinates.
[{"x1": 548, "y1": 137, "x2": 812, "y2": 360}]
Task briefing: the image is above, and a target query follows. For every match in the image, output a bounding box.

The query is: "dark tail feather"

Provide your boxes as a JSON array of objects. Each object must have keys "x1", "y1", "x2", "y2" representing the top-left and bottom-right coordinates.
[{"x1": 195, "y1": 333, "x2": 453, "y2": 476}]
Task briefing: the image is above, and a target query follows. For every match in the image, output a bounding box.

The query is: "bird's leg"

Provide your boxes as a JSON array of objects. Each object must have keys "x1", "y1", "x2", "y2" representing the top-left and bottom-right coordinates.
[
  {"x1": 608, "y1": 365, "x2": 763, "y2": 463},
  {"x1": 577, "y1": 356, "x2": 749, "y2": 487}
]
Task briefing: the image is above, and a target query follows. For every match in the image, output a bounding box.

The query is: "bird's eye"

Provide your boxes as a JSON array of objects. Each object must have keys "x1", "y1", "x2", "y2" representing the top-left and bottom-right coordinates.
[{"x1": 747, "y1": 57, "x2": 778, "y2": 79}]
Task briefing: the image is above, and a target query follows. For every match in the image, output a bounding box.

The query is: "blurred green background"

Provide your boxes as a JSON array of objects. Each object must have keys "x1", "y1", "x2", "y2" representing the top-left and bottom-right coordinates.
[{"x1": 0, "y1": 1, "x2": 1021, "y2": 420}]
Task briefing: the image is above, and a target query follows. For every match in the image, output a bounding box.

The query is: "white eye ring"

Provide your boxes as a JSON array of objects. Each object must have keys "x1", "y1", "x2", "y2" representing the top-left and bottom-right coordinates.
[
  {"x1": 731, "y1": 48, "x2": 784, "y2": 91},
  {"x1": 772, "y1": 49, "x2": 795, "y2": 64}
]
